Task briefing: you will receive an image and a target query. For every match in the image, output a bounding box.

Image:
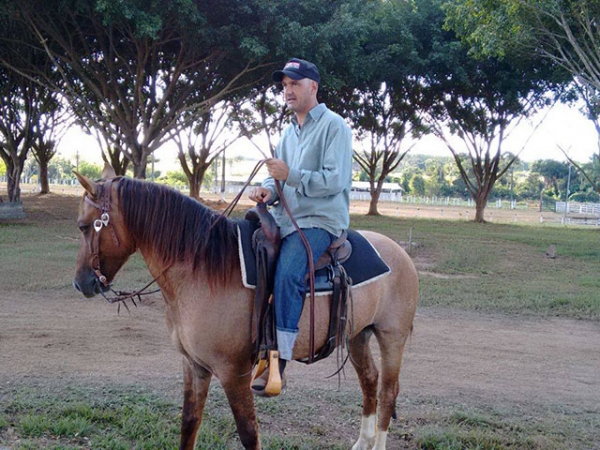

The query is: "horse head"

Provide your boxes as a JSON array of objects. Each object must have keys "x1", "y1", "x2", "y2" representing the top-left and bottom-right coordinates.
[{"x1": 73, "y1": 164, "x2": 136, "y2": 298}]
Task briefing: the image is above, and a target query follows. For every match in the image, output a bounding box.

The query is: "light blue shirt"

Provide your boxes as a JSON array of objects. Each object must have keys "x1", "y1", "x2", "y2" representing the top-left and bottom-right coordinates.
[{"x1": 263, "y1": 103, "x2": 353, "y2": 238}]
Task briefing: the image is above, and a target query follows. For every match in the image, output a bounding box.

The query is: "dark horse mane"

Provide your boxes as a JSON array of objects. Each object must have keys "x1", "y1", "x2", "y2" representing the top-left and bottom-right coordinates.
[{"x1": 116, "y1": 177, "x2": 239, "y2": 286}]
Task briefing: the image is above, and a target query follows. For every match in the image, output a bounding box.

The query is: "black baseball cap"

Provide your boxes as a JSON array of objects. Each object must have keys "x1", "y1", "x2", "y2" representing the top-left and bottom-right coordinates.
[{"x1": 272, "y1": 58, "x2": 320, "y2": 84}]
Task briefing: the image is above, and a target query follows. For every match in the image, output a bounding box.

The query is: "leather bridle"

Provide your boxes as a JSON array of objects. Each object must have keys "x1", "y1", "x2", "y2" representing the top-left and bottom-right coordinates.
[
  {"x1": 83, "y1": 178, "x2": 120, "y2": 287},
  {"x1": 82, "y1": 177, "x2": 163, "y2": 306}
]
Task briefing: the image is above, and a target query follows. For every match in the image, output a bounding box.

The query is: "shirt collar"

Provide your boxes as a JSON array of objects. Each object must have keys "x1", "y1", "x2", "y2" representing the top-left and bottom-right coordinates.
[{"x1": 292, "y1": 103, "x2": 327, "y2": 126}]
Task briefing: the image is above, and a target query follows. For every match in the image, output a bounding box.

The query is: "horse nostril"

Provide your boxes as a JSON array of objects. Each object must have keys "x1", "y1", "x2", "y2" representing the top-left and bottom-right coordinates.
[{"x1": 73, "y1": 280, "x2": 82, "y2": 292}]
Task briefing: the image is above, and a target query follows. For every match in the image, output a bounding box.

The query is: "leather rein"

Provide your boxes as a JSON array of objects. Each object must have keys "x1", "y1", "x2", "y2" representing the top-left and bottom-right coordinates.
[
  {"x1": 84, "y1": 177, "x2": 162, "y2": 306},
  {"x1": 220, "y1": 159, "x2": 319, "y2": 363}
]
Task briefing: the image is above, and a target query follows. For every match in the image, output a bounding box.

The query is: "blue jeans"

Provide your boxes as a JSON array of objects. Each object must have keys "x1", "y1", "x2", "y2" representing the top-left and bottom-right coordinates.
[{"x1": 275, "y1": 228, "x2": 335, "y2": 360}]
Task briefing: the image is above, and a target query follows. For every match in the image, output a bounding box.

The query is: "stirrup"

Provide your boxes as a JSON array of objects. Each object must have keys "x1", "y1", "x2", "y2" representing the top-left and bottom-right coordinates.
[{"x1": 251, "y1": 350, "x2": 283, "y2": 397}]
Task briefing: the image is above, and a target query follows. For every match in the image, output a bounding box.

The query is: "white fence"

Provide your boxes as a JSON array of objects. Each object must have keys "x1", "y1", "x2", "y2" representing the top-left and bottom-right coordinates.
[
  {"x1": 349, "y1": 192, "x2": 525, "y2": 210},
  {"x1": 555, "y1": 201, "x2": 600, "y2": 216}
]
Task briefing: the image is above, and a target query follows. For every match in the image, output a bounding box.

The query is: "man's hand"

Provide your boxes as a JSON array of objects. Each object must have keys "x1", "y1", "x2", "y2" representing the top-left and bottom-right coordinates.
[
  {"x1": 248, "y1": 187, "x2": 272, "y2": 203},
  {"x1": 265, "y1": 158, "x2": 289, "y2": 181}
]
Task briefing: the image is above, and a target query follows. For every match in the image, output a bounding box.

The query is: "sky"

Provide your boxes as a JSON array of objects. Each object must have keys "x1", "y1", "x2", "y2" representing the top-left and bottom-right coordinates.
[{"x1": 58, "y1": 101, "x2": 599, "y2": 173}]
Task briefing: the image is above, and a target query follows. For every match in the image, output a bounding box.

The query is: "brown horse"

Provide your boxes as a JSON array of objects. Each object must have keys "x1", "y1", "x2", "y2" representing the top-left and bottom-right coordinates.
[{"x1": 73, "y1": 167, "x2": 418, "y2": 450}]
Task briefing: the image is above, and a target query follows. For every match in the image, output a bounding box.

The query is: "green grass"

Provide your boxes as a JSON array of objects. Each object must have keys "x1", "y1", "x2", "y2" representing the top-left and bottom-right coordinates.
[
  {"x1": 2, "y1": 205, "x2": 599, "y2": 318},
  {"x1": 412, "y1": 406, "x2": 600, "y2": 450},
  {"x1": 1, "y1": 382, "x2": 597, "y2": 449},
  {"x1": 351, "y1": 214, "x2": 600, "y2": 319},
  {"x1": 0, "y1": 383, "x2": 353, "y2": 449},
  {"x1": 0, "y1": 219, "x2": 151, "y2": 293}
]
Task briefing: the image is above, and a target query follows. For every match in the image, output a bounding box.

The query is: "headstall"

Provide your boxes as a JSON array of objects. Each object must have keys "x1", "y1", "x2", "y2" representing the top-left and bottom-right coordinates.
[
  {"x1": 83, "y1": 177, "x2": 161, "y2": 308},
  {"x1": 84, "y1": 178, "x2": 120, "y2": 287}
]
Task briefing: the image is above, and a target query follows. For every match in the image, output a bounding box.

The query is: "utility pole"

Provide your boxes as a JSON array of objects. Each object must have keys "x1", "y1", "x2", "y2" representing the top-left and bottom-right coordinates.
[
  {"x1": 564, "y1": 162, "x2": 572, "y2": 220},
  {"x1": 221, "y1": 149, "x2": 226, "y2": 194}
]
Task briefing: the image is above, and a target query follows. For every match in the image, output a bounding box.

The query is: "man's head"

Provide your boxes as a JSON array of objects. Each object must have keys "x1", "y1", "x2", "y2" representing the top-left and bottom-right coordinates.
[
  {"x1": 273, "y1": 58, "x2": 320, "y2": 118},
  {"x1": 272, "y1": 58, "x2": 320, "y2": 84}
]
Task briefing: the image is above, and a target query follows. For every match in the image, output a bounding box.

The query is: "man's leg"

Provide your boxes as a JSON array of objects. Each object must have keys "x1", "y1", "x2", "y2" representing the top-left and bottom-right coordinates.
[{"x1": 274, "y1": 228, "x2": 334, "y2": 361}]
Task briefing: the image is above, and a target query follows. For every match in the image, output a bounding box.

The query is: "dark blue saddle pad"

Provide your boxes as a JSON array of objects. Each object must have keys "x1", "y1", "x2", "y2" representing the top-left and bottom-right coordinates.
[{"x1": 236, "y1": 220, "x2": 390, "y2": 292}]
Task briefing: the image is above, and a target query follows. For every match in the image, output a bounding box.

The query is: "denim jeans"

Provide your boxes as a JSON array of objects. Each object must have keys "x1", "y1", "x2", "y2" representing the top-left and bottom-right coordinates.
[{"x1": 275, "y1": 228, "x2": 335, "y2": 360}]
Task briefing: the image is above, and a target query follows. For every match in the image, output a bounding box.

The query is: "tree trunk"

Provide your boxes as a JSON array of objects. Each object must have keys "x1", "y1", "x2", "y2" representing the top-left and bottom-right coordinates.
[
  {"x1": 187, "y1": 165, "x2": 210, "y2": 200},
  {"x1": 6, "y1": 163, "x2": 23, "y2": 203},
  {"x1": 189, "y1": 172, "x2": 201, "y2": 199},
  {"x1": 474, "y1": 194, "x2": 487, "y2": 223},
  {"x1": 102, "y1": 147, "x2": 129, "y2": 176},
  {"x1": 39, "y1": 160, "x2": 49, "y2": 194},
  {"x1": 367, "y1": 188, "x2": 381, "y2": 216},
  {"x1": 132, "y1": 161, "x2": 147, "y2": 179}
]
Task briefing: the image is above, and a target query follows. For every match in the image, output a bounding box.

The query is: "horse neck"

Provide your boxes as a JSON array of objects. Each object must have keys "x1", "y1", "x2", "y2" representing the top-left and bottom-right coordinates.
[{"x1": 117, "y1": 178, "x2": 239, "y2": 293}]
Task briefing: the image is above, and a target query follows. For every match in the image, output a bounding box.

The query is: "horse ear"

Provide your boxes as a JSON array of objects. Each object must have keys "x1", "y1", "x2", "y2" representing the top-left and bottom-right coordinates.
[
  {"x1": 101, "y1": 163, "x2": 117, "y2": 180},
  {"x1": 73, "y1": 170, "x2": 98, "y2": 197}
]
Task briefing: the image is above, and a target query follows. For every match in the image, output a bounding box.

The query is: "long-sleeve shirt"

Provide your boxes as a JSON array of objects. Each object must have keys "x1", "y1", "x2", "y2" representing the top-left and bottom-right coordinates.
[{"x1": 263, "y1": 103, "x2": 353, "y2": 238}]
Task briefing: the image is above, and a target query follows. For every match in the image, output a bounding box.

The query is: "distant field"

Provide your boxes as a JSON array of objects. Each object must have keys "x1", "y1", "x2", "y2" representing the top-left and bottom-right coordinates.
[{"x1": 4, "y1": 181, "x2": 594, "y2": 226}]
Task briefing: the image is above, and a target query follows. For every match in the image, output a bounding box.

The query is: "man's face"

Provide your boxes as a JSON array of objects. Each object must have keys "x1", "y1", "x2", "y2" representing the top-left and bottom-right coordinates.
[{"x1": 281, "y1": 75, "x2": 317, "y2": 115}]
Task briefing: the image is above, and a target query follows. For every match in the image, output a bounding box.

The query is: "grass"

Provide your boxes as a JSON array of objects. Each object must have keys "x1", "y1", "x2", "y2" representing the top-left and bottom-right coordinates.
[
  {"x1": 413, "y1": 406, "x2": 600, "y2": 450},
  {"x1": 0, "y1": 383, "x2": 353, "y2": 449},
  {"x1": 2, "y1": 197, "x2": 599, "y2": 318},
  {"x1": 1, "y1": 381, "x2": 597, "y2": 449},
  {"x1": 351, "y1": 214, "x2": 600, "y2": 319}
]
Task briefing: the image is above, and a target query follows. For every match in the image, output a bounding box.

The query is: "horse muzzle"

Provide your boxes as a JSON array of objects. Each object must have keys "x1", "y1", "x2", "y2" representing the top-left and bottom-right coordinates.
[{"x1": 73, "y1": 271, "x2": 110, "y2": 298}]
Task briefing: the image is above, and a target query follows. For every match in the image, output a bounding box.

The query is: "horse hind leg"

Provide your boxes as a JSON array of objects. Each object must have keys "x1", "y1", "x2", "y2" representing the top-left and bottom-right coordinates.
[
  {"x1": 372, "y1": 327, "x2": 410, "y2": 450},
  {"x1": 349, "y1": 326, "x2": 379, "y2": 450},
  {"x1": 350, "y1": 325, "x2": 409, "y2": 450}
]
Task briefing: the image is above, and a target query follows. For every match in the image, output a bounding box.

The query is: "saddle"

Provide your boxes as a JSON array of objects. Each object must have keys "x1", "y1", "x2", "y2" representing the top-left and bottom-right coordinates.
[{"x1": 246, "y1": 204, "x2": 352, "y2": 396}]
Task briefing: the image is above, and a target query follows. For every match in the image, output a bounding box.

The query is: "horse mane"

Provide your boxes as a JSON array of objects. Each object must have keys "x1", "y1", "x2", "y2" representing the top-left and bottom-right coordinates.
[{"x1": 116, "y1": 177, "x2": 239, "y2": 286}]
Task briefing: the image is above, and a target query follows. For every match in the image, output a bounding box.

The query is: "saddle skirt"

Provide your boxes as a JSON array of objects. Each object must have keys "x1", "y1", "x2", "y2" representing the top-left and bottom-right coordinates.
[{"x1": 236, "y1": 220, "x2": 391, "y2": 295}]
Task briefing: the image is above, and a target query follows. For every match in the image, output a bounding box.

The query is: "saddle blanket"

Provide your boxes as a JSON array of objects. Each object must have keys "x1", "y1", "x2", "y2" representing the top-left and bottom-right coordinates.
[{"x1": 236, "y1": 220, "x2": 391, "y2": 295}]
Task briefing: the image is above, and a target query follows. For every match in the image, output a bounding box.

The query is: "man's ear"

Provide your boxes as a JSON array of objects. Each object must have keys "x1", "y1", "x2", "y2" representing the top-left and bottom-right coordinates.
[{"x1": 73, "y1": 170, "x2": 98, "y2": 197}]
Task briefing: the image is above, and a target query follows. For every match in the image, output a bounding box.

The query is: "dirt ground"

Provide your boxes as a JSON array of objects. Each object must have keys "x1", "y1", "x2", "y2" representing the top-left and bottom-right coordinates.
[{"x1": 1, "y1": 189, "x2": 600, "y2": 448}]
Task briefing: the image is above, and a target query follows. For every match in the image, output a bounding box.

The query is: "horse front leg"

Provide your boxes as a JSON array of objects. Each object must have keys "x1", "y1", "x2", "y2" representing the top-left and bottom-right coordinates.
[
  {"x1": 180, "y1": 357, "x2": 212, "y2": 450},
  {"x1": 221, "y1": 372, "x2": 261, "y2": 450}
]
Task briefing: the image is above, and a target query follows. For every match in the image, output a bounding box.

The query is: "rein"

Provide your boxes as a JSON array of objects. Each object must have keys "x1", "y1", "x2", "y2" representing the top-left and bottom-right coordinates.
[
  {"x1": 219, "y1": 159, "x2": 319, "y2": 363},
  {"x1": 86, "y1": 177, "x2": 165, "y2": 306}
]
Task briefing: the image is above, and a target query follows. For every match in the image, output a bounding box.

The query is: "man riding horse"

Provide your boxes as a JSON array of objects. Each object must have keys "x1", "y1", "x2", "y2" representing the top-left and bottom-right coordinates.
[{"x1": 248, "y1": 58, "x2": 353, "y2": 396}]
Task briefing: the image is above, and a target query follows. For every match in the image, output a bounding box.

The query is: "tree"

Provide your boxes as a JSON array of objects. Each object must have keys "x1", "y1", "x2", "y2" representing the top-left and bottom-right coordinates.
[
  {"x1": 326, "y1": 0, "x2": 428, "y2": 215},
  {"x1": 47, "y1": 156, "x2": 73, "y2": 182},
  {"x1": 0, "y1": 16, "x2": 62, "y2": 202},
  {"x1": 76, "y1": 161, "x2": 102, "y2": 180},
  {"x1": 30, "y1": 97, "x2": 70, "y2": 194},
  {"x1": 349, "y1": 83, "x2": 421, "y2": 215},
  {"x1": 175, "y1": 102, "x2": 244, "y2": 199},
  {"x1": 532, "y1": 159, "x2": 570, "y2": 198},
  {"x1": 235, "y1": 88, "x2": 289, "y2": 158},
  {"x1": 1, "y1": 0, "x2": 282, "y2": 179},
  {"x1": 424, "y1": 0, "x2": 567, "y2": 222},
  {"x1": 409, "y1": 173, "x2": 426, "y2": 196},
  {"x1": 445, "y1": 0, "x2": 600, "y2": 194}
]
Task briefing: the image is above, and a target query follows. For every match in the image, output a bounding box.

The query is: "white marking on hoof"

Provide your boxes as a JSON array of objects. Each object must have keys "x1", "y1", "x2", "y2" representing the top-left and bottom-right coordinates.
[
  {"x1": 351, "y1": 415, "x2": 376, "y2": 450},
  {"x1": 373, "y1": 430, "x2": 388, "y2": 450}
]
